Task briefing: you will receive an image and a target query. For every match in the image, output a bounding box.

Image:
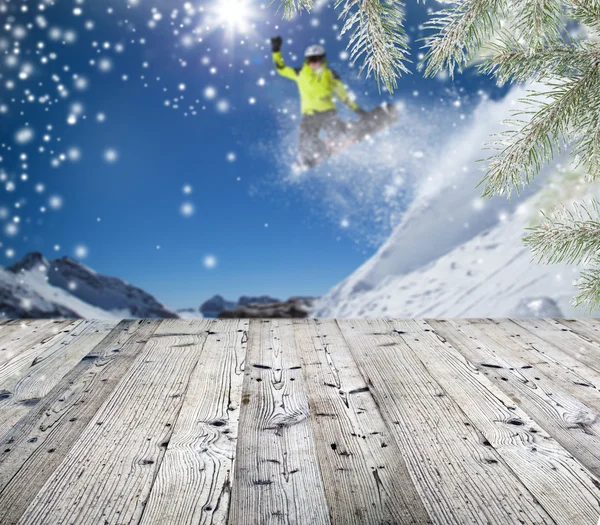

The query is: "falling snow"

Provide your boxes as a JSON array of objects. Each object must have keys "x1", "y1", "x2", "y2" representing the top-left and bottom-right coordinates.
[{"x1": 0, "y1": 0, "x2": 494, "y2": 269}]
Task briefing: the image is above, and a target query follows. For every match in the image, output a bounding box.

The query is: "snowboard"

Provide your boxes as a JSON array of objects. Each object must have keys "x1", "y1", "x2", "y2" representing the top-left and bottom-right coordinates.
[{"x1": 292, "y1": 102, "x2": 399, "y2": 172}]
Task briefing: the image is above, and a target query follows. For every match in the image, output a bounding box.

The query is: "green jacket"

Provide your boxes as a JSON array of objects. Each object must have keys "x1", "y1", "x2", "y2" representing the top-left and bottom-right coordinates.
[{"x1": 272, "y1": 51, "x2": 358, "y2": 115}]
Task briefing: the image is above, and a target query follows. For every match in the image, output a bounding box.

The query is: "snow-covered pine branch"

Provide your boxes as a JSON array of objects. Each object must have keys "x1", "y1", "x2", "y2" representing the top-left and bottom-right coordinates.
[
  {"x1": 478, "y1": 39, "x2": 597, "y2": 85},
  {"x1": 481, "y1": 67, "x2": 600, "y2": 197},
  {"x1": 524, "y1": 201, "x2": 600, "y2": 265},
  {"x1": 524, "y1": 200, "x2": 600, "y2": 308},
  {"x1": 573, "y1": 266, "x2": 600, "y2": 309},
  {"x1": 421, "y1": 0, "x2": 507, "y2": 78},
  {"x1": 571, "y1": 0, "x2": 600, "y2": 32},
  {"x1": 276, "y1": 0, "x2": 314, "y2": 20},
  {"x1": 511, "y1": 0, "x2": 565, "y2": 48},
  {"x1": 421, "y1": 0, "x2": 600, "y2": 310},
  {"x1": 336, "y1": 0, "x2": 410, "y2": 91}
]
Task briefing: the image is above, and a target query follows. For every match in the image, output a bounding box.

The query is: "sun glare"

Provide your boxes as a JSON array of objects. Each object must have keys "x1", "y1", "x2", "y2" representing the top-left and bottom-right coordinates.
[{"x1": 210, "y1": 0, "x2": 256, "y2": 35}]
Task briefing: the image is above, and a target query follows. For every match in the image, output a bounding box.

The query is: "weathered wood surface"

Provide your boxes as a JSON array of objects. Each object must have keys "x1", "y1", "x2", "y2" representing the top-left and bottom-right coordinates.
[
  {"x1": 229, "y1": 319, "x2": 330, "y2": 525},
  {"x1": 0, "y1": 318, "x2": 599, "y2": 525},
  {"x1": 293, "y1": 319, "x2": 431, "y2": 524},
  {"x1": 140, "y1": 319, "x2": 248, "y2": 525}
]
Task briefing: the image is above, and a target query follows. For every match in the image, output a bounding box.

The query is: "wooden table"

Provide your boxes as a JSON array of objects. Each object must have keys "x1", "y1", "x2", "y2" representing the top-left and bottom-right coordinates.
[{"x1": 0, "y1": 318, "x2": 599, "y2": 524}]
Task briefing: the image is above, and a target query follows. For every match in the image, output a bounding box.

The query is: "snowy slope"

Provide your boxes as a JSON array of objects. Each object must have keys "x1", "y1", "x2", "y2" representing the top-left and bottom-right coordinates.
[
  {"x1": 313, "y1": 86, "x2": 597, "y2": 318},
  {"x1": 313, "y1": 195, "x2": 584, "y2": 317},
  {"x1": 1, "y1": 252, "x2": 179, "y2": 319}
]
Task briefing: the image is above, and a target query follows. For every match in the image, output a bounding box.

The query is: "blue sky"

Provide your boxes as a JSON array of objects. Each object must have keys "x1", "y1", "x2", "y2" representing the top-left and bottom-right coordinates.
[{"x1": 0, "y1": 0, "x2": 507, "y2": 309}]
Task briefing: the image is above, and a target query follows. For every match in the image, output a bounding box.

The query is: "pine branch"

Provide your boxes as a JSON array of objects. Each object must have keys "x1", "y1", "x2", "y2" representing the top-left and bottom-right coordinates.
[
  {"x1": 481, "y1": 66, "x2": 600, "y2": 198},
  {"x1": 569, "y1": 88, "x2": 600, "y2": 179},
  {"x1": 421, "y1": 0, "x2": 507, "y2": 78},
  {"x1": 522, "y1": 199, "x2": 600, "y2": 311},
  {"x1": 523, "y1": 200, "x2": 600, "y2": 265},
  {"x1": 336, "y1": 0, "x2": 410, "y2": 92},
  {"x1": 478, "y1": 38, "x2": 598, "y2": 85},
  {"x1": 275, "y1": 0, "x2": 314, "y2": 20},
  {"x1": 574, "y1": 265, "x2": 600, "y2": 310},
  {"x1": 569, "y1": 0, "x2": 600, "y2": 32},
  {"x1": 511, "y1": 0, "x2": 564, "y2": 48}
]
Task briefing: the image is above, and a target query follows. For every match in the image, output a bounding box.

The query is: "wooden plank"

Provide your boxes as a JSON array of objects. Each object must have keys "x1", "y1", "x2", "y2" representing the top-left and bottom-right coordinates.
[
  {"x1": 0, "y1": 320, "x2": 56, "y2": 356},
  {"x1": 229, "y1": 319, "x2": 330, "y2": 525},
  {"x1": 0, "y1": 319, "x2": 77, "y2": 367},
  {"x1": 494, "y1": 319, "x2": 600, "y2": 385},
  {"x1": 409, "y1": 319, "x2": 599, "y2": 525},
  {"x1": 16, "y1": 319, "x2": 212, "y2": 525},
  {"x1": 0, "y1": 320, "x2": 117, "y2": 440},
  {"x1": 554, "y1": 318, "x2": 600, "y2": 345},
  {"x1": 152, "y1": 318, "x2": 214, "y2": 335},
  {"x1": 0, "y1": 320, "x2": 23, "y2": 328},
  {"x1": 337, "y1": 318, "x2": 561, "y2": 525},
  {"x1": 569, "y1": 318, "x2": 600, "y2": 330},
  {"x1": 292, "y1": 319, "x2": 431, "y2": 524},
  {"x1": 140, "y1": 319, "x2": 249, "y2": 525},
  {"x1": 512, "y1": 318, "x2": 600, "y2": 377},
  {"x1": 0, "y1": 319, "x2": 160, "y2": 525},
  {"x1": 426, "y1": 319, "x2": 600, "y2": 478},
  {"x1": 474, "y1": 319, "x2": 600, "y2": 408}
]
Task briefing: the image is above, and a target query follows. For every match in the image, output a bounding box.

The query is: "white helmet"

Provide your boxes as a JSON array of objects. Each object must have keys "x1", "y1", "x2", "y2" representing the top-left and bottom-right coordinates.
[{"x1": 304, "y1": 44, "x2": 326, "y2": 58}]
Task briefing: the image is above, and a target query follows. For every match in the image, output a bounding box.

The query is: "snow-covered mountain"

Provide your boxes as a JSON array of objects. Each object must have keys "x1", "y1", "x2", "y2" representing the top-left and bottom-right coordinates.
[
  {"x1": 1, "y1": 252, "x2": 179, "y2": 319},
  {"x1": 313, "y1": 87, "x2": 598, "y2": 318},
  {"x1": 313, "y1": 187, "x2": 586, "y2": 317}
]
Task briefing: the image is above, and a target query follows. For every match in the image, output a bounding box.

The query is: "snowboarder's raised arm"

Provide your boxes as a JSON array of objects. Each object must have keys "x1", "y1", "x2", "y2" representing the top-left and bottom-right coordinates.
[
  {"x1": 271, "y1": 37, "x2": 298, "y2": 81},
  {"x1": 331, "y1": 71, "x2": 359, "y2": 112}
]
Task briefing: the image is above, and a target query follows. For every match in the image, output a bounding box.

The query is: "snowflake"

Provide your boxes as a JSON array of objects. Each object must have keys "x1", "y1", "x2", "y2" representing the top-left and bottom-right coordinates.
[
  {"x1": 180, "y1": 202, "x2": 195, "y2": 217},
  {"x1": 74, "y1": 245, "x2": 89, "y2": 259},
  {"x1": 203, "y1": 255, "x2": 217, "y2": 269}
]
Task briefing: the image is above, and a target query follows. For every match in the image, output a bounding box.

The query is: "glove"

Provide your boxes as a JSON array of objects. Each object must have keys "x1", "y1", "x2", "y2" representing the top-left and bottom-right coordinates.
[
  {"x1": 355, "y1": 107, "x2": 368, "y2": 117},
  {"x1": 271, "y1": 36, "x2": 282, "y2": 53}
]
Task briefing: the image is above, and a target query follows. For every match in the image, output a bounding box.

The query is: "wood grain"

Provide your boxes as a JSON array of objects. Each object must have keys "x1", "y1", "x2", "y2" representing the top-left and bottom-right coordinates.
[
  {"x1": 418, "y1": 318, "x2": 600, "y2": 524},
  {"x1": 229, "y1": 319, "x2": 331, "y2": 525},
  {"x1": 0, "y1": 321, "x2": 61, "y2": 360},
  {"x1": 0, "y1": 320, "x2": 78, "y2": 370},
  {"x1": 0, "y1": 319, "x2": 160, "y2": 525},
  {"x1": 0, "y1": 320, "x2": 117, "y2": 440},
  {"x1": 475, "y1": 318, "x2": 600, "y2": 410},
  {"x1": 455, "y1": 319, "x2": 600, "y2": 479},
  {"x1": 140, "y1": 319, "x2": 248, "y2": 525},
  {"x1": 338, "y1": 318, "x2": 559, "y2": 525},
  {"x1": 0, "y1": 318, "x2": 599, "y2": 525},
  {"x1": 16, "y1": 319, "x2": 211, "y2": 525},
  {"x1": 554, "y1": 318, "x2": 600, "y2": 345},
  {"x1": 513, "y1": 318, "x2": 600, "y2": 377},
  {"x1": 425, "y1": 319, "x2": 600, "y2": 476},
  {"x1": 293, "y1": 318, "x2": 431, "y2": 524}
]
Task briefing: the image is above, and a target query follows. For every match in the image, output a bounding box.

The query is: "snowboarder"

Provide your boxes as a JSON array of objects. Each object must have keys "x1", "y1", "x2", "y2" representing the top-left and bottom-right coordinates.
[{"x1": 270, "y1": 36, "x2": 368, "y2": 170}]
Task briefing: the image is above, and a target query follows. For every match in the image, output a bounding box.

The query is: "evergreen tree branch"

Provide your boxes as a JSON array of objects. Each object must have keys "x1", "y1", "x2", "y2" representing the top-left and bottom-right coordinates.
[
  {"x1": 336, "y1": 0, "x2": 410, "y2": 92},
  {"x1": 481, "y1": 66, "x2": 600, "y2": 198},
  {"x1": 511, "y1": 0, "x2": 565, "y2": 48},
  {"x1": 523, "y1": 200, "x2": 600, "y2": 265},
  {"x1": 275, "y1": 0, "x2": 314, "y2": 20},
  {"x1": 478, "y1": 39, "x2": 598, "y2": 85},
  {"x1": 523, "y1": 200, "x2": 600, "y2": 311},
  {"x1": 421, "y1": 0, "x2": 507, "y2": 78},
  {"x1": 574, "y1": 266, "x2": 600, "y2": 310},
  {"x1": 570, "y1": 89, "x2": 600, "y2": 179},
  {"x1": 569, "y1": 0, "x2": 600, "y2": 32}
]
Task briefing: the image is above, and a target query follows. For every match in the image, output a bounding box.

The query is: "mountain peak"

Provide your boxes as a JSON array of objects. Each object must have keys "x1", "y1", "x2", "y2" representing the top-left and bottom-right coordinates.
[
  {"x1": 6, "y1": 252, "x2": 50, "y2": 274},
  {"x1": 1, "y1": 251, "x2": 179, "y2": 319}
]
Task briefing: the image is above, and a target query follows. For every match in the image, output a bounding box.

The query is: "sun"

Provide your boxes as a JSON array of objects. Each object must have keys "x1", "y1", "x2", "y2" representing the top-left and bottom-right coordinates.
[{"x1": 208, "y1": 0, "x2": 257, "y2": 36}]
